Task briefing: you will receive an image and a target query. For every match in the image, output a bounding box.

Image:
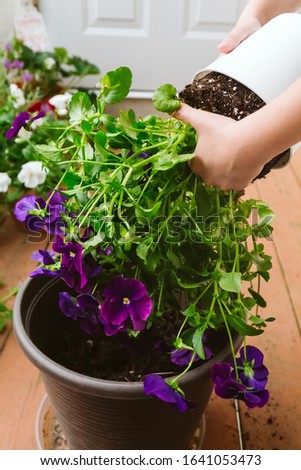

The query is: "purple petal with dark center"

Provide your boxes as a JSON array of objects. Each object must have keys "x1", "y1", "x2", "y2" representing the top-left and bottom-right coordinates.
[{"x1": 6, "y1": 112, "x2": 30, "y2": 139}]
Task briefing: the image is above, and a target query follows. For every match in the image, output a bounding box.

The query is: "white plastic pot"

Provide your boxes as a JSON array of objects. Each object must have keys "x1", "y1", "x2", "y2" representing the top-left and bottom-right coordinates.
[{"x1": 194, "y1": 13, "x2": 301, "y2": 103}]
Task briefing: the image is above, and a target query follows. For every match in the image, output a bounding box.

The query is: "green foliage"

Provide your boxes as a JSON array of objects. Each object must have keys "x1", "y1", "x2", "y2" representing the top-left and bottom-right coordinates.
[
  {"x1": 0, "y1": 37, "x2": 100, "y2": 208},
  {"x1": 152, "y1": 84, "x2": 180, "y2": 113},
  {"x1": 19, "y1": 66, "x2": 275, "y2": 389}
]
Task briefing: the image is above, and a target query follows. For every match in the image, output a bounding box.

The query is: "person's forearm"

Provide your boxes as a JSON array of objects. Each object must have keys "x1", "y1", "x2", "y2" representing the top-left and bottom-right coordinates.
[
  {"x1": 238, "y1": 0, "x2": 301, "y2": 26},
  {"x1": 236, "y1": 75, "x2": 301, "y2": 165}
]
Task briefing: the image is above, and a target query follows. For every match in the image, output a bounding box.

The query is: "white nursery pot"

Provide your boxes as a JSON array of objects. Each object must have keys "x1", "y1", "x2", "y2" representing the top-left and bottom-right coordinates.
[{"x1": 194, "y1": 13, "x2": 301, "y2": 103}]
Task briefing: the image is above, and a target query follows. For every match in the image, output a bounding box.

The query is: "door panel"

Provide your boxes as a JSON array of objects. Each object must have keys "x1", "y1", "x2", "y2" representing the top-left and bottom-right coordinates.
[{"x1": 39, "y1": 0, "x2": 248, "y2": 92}]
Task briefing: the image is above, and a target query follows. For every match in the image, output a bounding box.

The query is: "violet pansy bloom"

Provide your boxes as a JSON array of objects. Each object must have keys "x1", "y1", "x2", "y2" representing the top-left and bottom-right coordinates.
[
  {"x1": 170, "y1": 349, "x2": 201, "y2": 366},
  {"x1": 99, "y1": 277, "x2": 152, "y2": 336},
  {"x1": 144, "y1": 374, "x2": 195, "y2": 412},
  {"x1": 32, "y1": 249, "x2": 56, "y2": 266},
  {"x1": 211, "y1": 346, "x2": 269, "y2": 409},
  {"x1": 58, "y1": 291, "x2": 100, "y2": 334},
  {"x1": 14, "y1": 194, "x2": 44, "y2": 220},
  {"x1": 233, "y1": 345, "x2": 269, "y2": 390},
  {"x1": 6, "y1": 110, "x2": 45, "y2": 139}
]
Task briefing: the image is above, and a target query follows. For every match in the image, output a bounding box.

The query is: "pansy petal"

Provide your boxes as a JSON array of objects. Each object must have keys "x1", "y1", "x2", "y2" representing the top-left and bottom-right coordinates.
[{"x1": 100, "y1": 300, "x2": 129, "y2": 325}]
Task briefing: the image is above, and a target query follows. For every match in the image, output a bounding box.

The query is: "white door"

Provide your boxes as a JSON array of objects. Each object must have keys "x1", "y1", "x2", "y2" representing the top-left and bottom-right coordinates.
[{"x1": 39, "y1": 0, "x2": 248, "y2": 93}]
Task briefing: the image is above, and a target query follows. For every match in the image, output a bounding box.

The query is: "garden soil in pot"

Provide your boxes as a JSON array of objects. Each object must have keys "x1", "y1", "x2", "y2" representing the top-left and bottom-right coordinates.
[{"x1": 179, "y1": 71, "x2": 291, "y2": 180}]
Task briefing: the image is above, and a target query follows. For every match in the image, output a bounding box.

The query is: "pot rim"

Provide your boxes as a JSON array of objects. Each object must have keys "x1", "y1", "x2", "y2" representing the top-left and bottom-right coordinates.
[{"x1": 13, "y1": 276, "x2": 241, "y2": 399}]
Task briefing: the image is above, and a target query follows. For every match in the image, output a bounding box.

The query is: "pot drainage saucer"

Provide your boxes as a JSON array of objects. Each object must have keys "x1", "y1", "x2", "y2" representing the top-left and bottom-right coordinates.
[{"x1": 36, "y1": 394, "x2": 206, "y2": 450}]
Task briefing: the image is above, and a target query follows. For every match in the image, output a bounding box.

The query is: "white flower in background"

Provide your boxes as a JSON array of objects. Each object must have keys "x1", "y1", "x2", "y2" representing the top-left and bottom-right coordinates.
[
  {"x1": 17, "y1": 161, "x2": 48, "y2": 189},
  {"x1": 10, "y1": 83, "x2": 25, "y2": 108},
  {"x1": 49, "y1": 92, "x2": 72, "y2": 116},
  {"x1": 16, "y1": 127, "x2": 32, "y2": 141},
  {"x1": 30, "y1": 115, "x2": 45, "y2": 130},
  {"x1": 0, "y1": 173, "x2": 12, "y2": 193},
  {"x1": 44, "y1": 57, "x2": 56, "y2": 70}
]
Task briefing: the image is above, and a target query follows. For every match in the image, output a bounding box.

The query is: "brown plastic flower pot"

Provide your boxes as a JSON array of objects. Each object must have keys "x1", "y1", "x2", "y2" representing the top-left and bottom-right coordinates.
[{"x1": 13, "y1": 275, "x2": 241, "y2": 450}]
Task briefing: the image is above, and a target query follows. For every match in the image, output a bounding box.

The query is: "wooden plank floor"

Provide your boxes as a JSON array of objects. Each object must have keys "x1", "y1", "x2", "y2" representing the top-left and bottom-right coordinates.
[{"x1": 1, "y1": 149, "x2": 301, "y2": 450}]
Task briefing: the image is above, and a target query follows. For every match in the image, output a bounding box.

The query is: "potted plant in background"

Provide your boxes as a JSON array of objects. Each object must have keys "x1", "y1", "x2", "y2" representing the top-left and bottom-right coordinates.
[
  {"x1": 0, "y1": 36, "x2": 99, "y2": 223},
  {"x1": 12, "y1": 66, "x2": 274, "y2": 450}
]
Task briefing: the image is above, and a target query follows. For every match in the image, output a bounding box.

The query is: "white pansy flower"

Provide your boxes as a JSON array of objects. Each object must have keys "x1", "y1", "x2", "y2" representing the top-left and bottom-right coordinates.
[
  {"x1": 49, "y1": 92, "x2": 72, "y2": 116},
  {"x1": 10, "y1": 83, "x2": 25, "y2": 108},
  {"x1": 44, "y1": 57, "x2": 56, "y2": 70},
  {"x1": 17, "y1": 161, "x2": 48, "y2": 189},
  {"x1": 0, "y1": 173, "x2": 12, "y2": 193}
]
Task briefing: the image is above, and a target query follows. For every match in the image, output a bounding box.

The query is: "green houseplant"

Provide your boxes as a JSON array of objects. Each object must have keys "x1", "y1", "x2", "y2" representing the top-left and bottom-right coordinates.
[
  {"x1": 0, "y1": 37, "x2": 99, "y2": 216},
  {"x1": 12, "y1": 67, "x2": 274, "y2": 449}
]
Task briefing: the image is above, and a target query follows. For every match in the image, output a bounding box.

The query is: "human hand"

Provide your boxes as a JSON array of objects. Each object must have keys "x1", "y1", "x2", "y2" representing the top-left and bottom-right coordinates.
[
  {"x1": 173, "y1": 103, "x2": 265, "y2": 191},
  {"x1": 218, "y1": 17, "x2": 262, "y2": 53}
]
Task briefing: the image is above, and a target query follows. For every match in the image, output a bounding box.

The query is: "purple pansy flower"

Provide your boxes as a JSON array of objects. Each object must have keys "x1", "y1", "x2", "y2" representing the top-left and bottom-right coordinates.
[
  {"x1": 144, "y1": 374, "x2": 196, "y2": 412},
  {"x1": 30, "y1": 236, "x2": 101, "y2": 294},
  {"x1": 14, "y1": 194, "x2": 46, "y2": 231},
  {"x1": 52, "y1": 236, "x2": 83, "y2": 274},
  {"x1": 233, "y1": 345, "x2": 269, "y2": 390},
  {"x1": 58, "y1": 291, "x2": 100, "y2": 334},
  {"x1": 32, "y1": 249, "x2": 56, "y2": 266},
  {"x1": 14, "y1": 192, "x2": 68, "y2": 235},
  {"x1": 6, "y1": 110, "x2": 45, "y2": 139},
  {"x1": 100, "y1": 277, "x2": 152, "y2": 336},
  {"x1": 14, "y1": 195, "x2": 41, "y2": 222},
  {"x1": 211, "y1": 346, "x2": 269, "y2": 409},
  {"x1": 170, "y1": 349, "x2": 201, "y2": 366}
]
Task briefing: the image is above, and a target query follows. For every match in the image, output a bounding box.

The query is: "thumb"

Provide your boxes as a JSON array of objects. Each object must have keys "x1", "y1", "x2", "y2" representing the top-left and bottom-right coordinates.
[{"x1": 172, "y1": 103, "x2": 204, "y2": 127}]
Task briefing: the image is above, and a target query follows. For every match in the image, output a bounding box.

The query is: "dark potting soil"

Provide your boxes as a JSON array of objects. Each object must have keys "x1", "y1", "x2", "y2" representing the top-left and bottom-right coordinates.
[
  {"x1": 40, "y1": 304, "x2": 227, "y2": 382},
  {"x1": 179, "y1": 71, "x2": 291, "y2": 180}
]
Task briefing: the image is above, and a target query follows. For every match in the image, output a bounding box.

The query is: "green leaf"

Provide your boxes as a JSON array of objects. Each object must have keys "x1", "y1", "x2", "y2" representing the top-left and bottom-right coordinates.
[
  {"x1": 152, "y1": 84, "x2": 180, "y2": 113},
  {"x1": 136, "y1": 240, "x2": 150, "y2": 261},
  {"x1": 119, "y1": 109, "x2": 137, "y2": 139},
  {"x1": 228, "y1": 315, "x2": 264, "y2": 336},
  {"x1": 248, "y1": 288, "x2": 267, "y2": 308},
  {"x1": 81, "y1": 120, "x2": 92, "y2": 134},
  {"x1": 83, "y1": 231, "x2": 105, "y2": 248},
  {"x1": 251, "y1": 252, "x2": 272, "y2": 271},
  {"x1": 249, "y1": 315, "x2": 267, "y2": 326},
  {"x1": 135, "y1": 201, "x2": 162, "y2": 221},
  {"x1": 166, "y1": 250, "x2": 181, "y2": 267},
  {"x1": 182, "y1": 304, "x2": 198, "y2": 318},
  {"x1": 69, "y1": 92, "x2": 96, "y2": 124},
  {"x1": 99, "y1": 67, "x2": 132, "y2": 104},
  {"x1": 153, "y1": 152, "x2": 193, "y2": 171},
  {"x1": 219, "y1": 272, "x2": 242, "y2": 293},
  {"x1": 34, "y1": 142, "x2": 63, "y2": 160},
  {"x1": 192, "y1": 329, "x2": 205, "y2": 360},
  {"x1": 61, "y1": 172, "x2": 81, "y2": 189}
]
